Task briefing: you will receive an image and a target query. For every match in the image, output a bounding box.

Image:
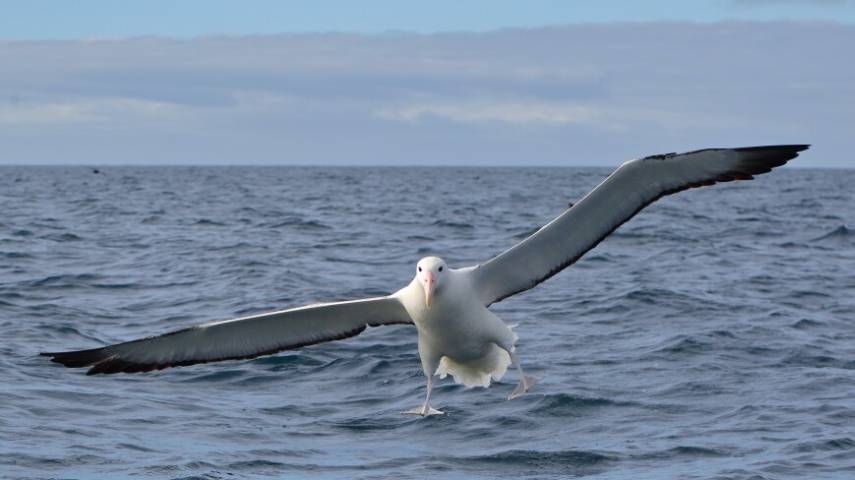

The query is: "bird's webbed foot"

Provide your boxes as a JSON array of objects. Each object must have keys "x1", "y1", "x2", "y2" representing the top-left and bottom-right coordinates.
[
  {"x1": 401, "y1": 404, "x2": 445, "y2": 416},
  {"x1": 506, "y1": 351, "x2": 540, "y2": 400},
  {"x1": 508, "y1": 374, "x2": 540, "y2": 400},
  {"x1": 402, "y1": 374, "x2": 445, "y2": 416}
]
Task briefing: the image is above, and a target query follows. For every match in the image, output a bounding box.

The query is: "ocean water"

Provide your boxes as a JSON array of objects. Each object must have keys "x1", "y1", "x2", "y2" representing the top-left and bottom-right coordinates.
[{"x1": 1, "y1": 166, "x2": 854, "y2": 480}]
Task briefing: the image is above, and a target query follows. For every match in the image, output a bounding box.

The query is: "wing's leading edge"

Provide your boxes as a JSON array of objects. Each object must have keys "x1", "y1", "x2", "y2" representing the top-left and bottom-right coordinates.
[
  {"x1": 473, "y1": 145, "x2": 809, "y2": 306},
  {"x1": 42, "y1": 296, "x2": 413, "y2": 375}
]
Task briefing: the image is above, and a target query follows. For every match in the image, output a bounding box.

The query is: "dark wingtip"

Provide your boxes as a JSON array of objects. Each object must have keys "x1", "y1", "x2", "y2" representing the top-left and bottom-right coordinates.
[
  {"x1": 41, "y1": 348, "x2": 155, "y2": 375},
  {"x1": 733, "y1": 144, "x2": 810, "y2": 162},
  {"x1": 41, "y1": 347, "x2": 110, "y2": 369},
  {"x1": 729, "y1": 144, "x2": 810, "y2": 174},
  {"x1": 734, "y1": 144, "x2": 809, "y2": 152}
]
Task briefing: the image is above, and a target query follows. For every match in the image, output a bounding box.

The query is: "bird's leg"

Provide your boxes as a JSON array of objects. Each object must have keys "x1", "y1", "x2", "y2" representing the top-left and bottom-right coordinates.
[
  {"x1": 402, "y1": 375, "x2": 445, "y2": 416},
  {"x1": 507, "y1": 352, "x2": 540, "y2": 400}
]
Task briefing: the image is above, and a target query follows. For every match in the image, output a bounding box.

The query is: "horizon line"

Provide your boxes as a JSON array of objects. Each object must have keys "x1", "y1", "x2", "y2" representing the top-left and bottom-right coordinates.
[{"x1": 0, "y1": 164, "x2": 841, "y2": 170}]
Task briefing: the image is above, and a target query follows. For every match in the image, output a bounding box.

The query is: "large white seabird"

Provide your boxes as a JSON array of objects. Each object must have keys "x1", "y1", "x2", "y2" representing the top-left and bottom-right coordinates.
[{"x1": 43, "y1": 145, "x2": 808, "y2": 416}]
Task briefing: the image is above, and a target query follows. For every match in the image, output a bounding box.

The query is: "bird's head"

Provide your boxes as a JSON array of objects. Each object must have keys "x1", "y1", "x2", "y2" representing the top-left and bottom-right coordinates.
[{"x1": 416, "y1": 256, "x2": 447, "y2": 309}]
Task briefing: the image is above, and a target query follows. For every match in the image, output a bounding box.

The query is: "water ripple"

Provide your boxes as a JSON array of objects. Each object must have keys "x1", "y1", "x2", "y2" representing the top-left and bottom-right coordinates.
[{"x1": 2, "y1": 166, "x2": 854, "y2": 479}]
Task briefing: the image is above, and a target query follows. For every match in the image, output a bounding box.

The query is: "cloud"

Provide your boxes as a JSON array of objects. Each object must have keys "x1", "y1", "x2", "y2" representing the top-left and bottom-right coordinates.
[
  {"x1": 375, "y1": 102, "x2": 600, "y2": 126},
  {"x1": 0, "y1": 102, "x2": 95, "y2": 125},
  {"x1": 0, "y1": 98, "x2": 184, "y2": 125},
  {"x1": 1, "y1": 23, "x2": 853, "y2": 166}
]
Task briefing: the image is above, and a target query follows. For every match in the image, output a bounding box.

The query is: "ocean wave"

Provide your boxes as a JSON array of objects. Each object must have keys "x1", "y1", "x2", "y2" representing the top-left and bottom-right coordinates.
[
  {"x1": 791, "y1": 318, "x2": 824, "y2": 329},
  {"x1": 265, "y1": 217, "x2": 331, "y2": 229},
  {"x1": 780, "y1": 351, "x2": 855, "y2": 370},
  {"x1": 183, "y1": 369, "x2": 247, "y2": 383},
  {"x1": 454, "y1": 448, "x2": 615, "y2": 469},
  {"x1": 0, "y1": 252, "x2": 35, "y2": 260},
  {"x1": 650, "y1": 335, "x2": 714, "y2": 356},
  {"x1": 812, "y1": 224, "x2": 854, "y2": 243},
  {"x1": 193, "y1": 218, "x2": 227, "y2": 226},
  {"x1": 27, "y1": 273, "x2": 104, "y2": 288},
  {"x1": 259, "y1": 404, "x2": 338, "y2": 418},
  {"x1": 431, "y1": 219, "x2": 474, "y2": 229},
  {"x1": 631, "y1": 445, "x2": 730, "y2": 460},
  {"x1": 250, "y1": 353, "x2": 325, "y2": 369},
  {"x1": 529, "y1": 392, "x2": 629, "y2": 416},
  {"x1": 787, "y1": 437, "x2": 855, "y2": 453}
]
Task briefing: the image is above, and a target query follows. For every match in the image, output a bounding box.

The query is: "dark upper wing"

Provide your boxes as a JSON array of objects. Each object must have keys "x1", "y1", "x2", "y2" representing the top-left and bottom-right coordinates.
[
  {"x1": 42, "y1": 295, "x2": 412, "y2": 375},
  {"x1": 471, "y1": 145, "x2": 809, "y2": 306}
]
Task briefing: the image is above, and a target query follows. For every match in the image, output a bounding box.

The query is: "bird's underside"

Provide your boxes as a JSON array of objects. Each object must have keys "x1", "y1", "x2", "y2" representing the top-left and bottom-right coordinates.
[{"x1": 42, "y1": 145, "x2": 809, "y2": 414}]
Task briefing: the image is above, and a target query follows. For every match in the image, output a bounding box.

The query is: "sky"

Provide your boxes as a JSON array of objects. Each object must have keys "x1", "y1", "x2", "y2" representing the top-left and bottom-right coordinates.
[
  {"x1": 1, "y1": 1, "x2": 853, "y2": 166},
  {"x1": 3, "y1": 0, "x2": 855, "y2": 38}
]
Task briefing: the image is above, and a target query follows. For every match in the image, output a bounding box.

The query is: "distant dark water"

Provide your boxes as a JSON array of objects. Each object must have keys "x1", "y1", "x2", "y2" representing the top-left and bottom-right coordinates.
[{"x1": 2, "y1": 166, "x2": 854, "y2": 480}]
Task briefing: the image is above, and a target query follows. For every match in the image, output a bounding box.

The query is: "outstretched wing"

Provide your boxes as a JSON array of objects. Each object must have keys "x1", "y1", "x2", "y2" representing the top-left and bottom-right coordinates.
[
  {"x1": 42, "y1": 296, "x2": 413, "y2": 375},
  {"x1": 472, "y1": 145, "x2": 809, "y2": 306}
]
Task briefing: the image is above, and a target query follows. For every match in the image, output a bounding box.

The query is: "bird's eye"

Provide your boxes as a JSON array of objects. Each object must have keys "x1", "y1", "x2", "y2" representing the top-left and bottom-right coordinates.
[
  {"x1": 438, "y1": 266, "x2": 444, "y2": 272},
  {"x1": 418, "y1": 266, "x2": 422, "y2": 272}
]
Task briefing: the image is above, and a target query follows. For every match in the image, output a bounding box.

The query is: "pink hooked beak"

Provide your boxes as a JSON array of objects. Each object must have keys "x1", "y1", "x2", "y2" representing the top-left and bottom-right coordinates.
[{"x1": 423, "y1": 271, "x2": 435, "y2": 308}]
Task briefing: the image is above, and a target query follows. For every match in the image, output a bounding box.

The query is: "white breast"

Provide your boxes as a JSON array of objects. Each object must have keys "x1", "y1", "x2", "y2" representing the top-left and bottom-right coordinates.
[{"x1": 395, "y1": 268, "x2": 512, "y2": 360}]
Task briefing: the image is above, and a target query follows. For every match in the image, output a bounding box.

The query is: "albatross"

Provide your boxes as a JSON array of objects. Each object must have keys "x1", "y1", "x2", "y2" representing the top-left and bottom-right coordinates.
[{"x1": 42, "y1": 145, "x2": 808, "y2": 416}]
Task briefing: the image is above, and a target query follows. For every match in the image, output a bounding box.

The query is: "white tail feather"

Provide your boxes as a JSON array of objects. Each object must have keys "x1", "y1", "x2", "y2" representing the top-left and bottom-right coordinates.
[{"x1": 434, "y1": 326, "x2": 518, "y2": 388}]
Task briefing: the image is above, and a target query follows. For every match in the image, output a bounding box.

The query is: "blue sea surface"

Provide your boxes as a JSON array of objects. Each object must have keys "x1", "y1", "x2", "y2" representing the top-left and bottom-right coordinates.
[{"x1": 1, "y1": 166, "x2": 854, "y2": 479}]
